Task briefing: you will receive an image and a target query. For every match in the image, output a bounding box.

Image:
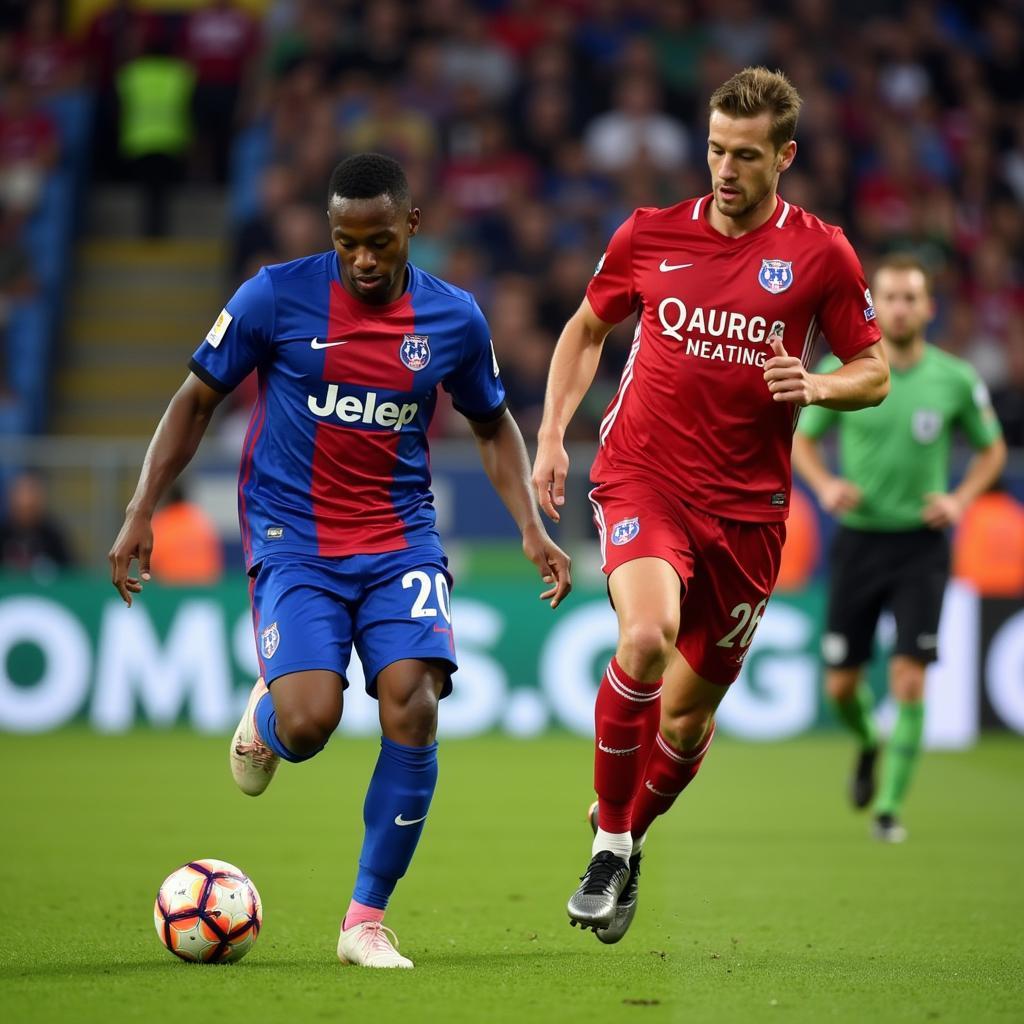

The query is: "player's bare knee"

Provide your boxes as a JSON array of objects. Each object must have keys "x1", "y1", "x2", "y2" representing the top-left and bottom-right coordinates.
[
  {"x1": 617, "y1": 620, "x2": 676, "y2": 680},
  {"x1": 276, "y1": 709, "x2": 337, "y2": 756},
  {"x1": 890, "y1": 656, "x2": 926, "y2": 702},
  {"x1": 381, "y1": 681, "x2": 440, "y2": 745},
  {"x1": 825, "y1": 669, "x2": 860, "y2": 703},
  {"x1": 659, "y1": 709, "x2": 712, "y2": 754}
]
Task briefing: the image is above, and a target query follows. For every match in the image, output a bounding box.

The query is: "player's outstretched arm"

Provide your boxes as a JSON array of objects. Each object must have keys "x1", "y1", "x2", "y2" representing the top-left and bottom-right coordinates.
[
  {"x1": 108, "y1": 374, "x2": 227, "y2": 606},
  {"x1": 532, "y1": 298, "x2": 616, "y2": 522},
  {"x1": 764, "y1": 340, "x2": 889, "y2": 410},
  {"x1": 469, "y1": 410, "x2": 572, "y2": 609}
]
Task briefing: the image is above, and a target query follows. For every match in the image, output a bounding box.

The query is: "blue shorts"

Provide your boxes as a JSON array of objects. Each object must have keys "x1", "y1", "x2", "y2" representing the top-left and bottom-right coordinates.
[{"x1": 249, "y1": 546, "x2": 457, "y2": 698}]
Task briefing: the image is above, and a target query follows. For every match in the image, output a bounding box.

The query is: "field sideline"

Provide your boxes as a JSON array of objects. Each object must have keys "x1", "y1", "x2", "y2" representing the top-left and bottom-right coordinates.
[{"x1": 1, "y1": 731, "x2": 1020, "y2": 1023}]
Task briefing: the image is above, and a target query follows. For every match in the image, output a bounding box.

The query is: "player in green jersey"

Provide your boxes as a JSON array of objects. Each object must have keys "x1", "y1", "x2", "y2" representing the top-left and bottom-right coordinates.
[{"x1": 793, "y1": 253, "x2": 1006, "y2": 842}]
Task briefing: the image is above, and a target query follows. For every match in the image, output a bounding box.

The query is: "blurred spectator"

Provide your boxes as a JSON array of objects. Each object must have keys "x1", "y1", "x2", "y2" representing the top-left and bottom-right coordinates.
[
  {"x1": 149, "y1": 481, "x2": 224, "y2": 586},
  {"x1": 0, "y1": 201, "x2": 36, "y2": 395},
  {"x1": 583, "y1": 75, "x2": 688, "y2": 174},
  {"x1": 13, "y1": 0, "x2": 82, "y2": 97},
  {"x1": 184, "y1": 0, "x2": 259, "y2": 184},
  {"x1": 83, "y1": 0, "x2": 158, "y2": 177},
  {"x1": 348, "y1": 83, "x2": 436, "y2": 164},
  {"x1": 440, "y1": 5, "x2": 516, "y2": 102},
  {"x1": 992, "y1": 328, "x2": 1024, "y2": 449},
  {"x1": 952, "y1": 482, "x2": 1024, "y2": 598},
  {"x1": 0, "y1": 72, "x2": 59, "y2": 216},
  {"x1": 116, "y1": 26, "x2": 195, "y2": 236},
  {"x1": 442, "y1": 113, "x2": 538, "y2": 216},
  {"x1": 0, "y1": 469, "x2": 73, "y2": 575}
]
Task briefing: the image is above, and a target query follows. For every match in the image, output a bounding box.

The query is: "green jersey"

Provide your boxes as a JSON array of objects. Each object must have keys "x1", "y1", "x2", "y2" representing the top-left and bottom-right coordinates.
[{"x1": 797, "y1": 345, "x2": 1001, "y2": 531}]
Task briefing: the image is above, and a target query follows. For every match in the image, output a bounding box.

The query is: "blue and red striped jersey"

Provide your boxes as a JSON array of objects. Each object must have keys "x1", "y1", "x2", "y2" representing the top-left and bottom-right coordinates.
[{"x1": 189, "y1": 252, "x2": 506, "y2": 568}]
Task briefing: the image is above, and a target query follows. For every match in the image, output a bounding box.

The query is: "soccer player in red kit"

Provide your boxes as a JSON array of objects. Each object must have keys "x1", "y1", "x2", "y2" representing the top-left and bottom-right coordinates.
[{"x1": 532, "y1": 67, "x2": 890, "y2": 942}]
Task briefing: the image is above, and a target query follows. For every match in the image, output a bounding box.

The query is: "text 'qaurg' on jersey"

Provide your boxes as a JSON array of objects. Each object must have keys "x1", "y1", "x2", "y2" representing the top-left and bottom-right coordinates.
[{"x1": 587, "y1": 196, "x2": 880, "y2": 522}]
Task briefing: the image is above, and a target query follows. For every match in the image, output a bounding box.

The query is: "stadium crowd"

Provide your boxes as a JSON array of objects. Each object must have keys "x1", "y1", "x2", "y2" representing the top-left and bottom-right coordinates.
[{"x1": 1, "y1": 0, "x2": 1023, "y2": 442}]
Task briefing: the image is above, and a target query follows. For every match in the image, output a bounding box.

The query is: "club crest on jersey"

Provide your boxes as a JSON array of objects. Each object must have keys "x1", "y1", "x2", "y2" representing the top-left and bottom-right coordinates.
[
  {"x1": 400, "y1": 335, "x2": 431, "y2": 371},
  {"x1": 912, "y1": 409, "x2": 943, "y2": 444},
  {"x1": 261, "y1": 622, "x2": 280, "y2": 659},
  {"x1": 758, "y1": 259, "x2": 794, "y2": 294},
  {"x1": 611, "y1": 517, "x2": 640, "y2": 546}
]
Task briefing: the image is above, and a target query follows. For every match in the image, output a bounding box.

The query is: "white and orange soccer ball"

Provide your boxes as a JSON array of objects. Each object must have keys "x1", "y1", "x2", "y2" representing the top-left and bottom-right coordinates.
[{"x1": 153, "y1": 859, "x2": 262, "y2": 963}]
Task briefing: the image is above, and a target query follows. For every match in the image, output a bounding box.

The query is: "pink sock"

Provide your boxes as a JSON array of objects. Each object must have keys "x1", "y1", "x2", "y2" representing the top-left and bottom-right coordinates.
[{"x1": 343, "y1": 899, "x2": 385, "y2": 931}]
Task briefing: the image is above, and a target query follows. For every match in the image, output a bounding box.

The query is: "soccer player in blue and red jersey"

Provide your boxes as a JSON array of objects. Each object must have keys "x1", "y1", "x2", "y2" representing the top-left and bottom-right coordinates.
[{"x1": 109, "y1": 153, "x2": 571, "y2": 969}]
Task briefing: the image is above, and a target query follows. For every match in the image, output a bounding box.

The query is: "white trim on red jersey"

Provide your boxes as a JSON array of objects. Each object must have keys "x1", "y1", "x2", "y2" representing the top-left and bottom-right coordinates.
[
  {"x1": 775, "y1": 200, "x2": 791, "y2": 228},
  {"x1": 598, "y1": 320, "x2": 643, "y2": 447},
  {"x1": 793, "y1": 314, "x2": 822, "y2": 427},
  {"x1": 692, "y1": 196, "x2": 706, "y2": 220},
  {"x1": 588, "y1": 486, "x2": 608, "y2": 565}
]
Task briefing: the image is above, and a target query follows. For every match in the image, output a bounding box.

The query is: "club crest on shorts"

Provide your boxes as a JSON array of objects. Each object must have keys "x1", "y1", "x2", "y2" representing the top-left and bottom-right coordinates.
[
  {"x1": 261, "y1": 622, "x2": 280, "y2": 659},
  {"x1": 611, "y1": 516, "x2": 640, "y2": 546},
  {"x1": 758, "y1": 259, "x2": 794, "y2": 294},
  {"x1": 400, "y1": 334, "x2": 431, "y2": 371},
  {"x1": 912, "y1": 409, "x2": 943, "y2": 444}
]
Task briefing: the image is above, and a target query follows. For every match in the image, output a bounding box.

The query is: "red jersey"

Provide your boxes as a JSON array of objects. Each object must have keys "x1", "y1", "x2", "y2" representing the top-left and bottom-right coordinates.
[{"x1": 586, "y1": 195, "x2": 880, "y2": 522}]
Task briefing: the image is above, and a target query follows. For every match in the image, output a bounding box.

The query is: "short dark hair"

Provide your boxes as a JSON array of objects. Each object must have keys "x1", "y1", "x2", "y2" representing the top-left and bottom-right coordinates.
[
  {"x1": 328, "y1": 153, "x2": 410, "y2": 206},
  {"x1": 709, "y1": 67, "x2": 802, "y2": 150}
]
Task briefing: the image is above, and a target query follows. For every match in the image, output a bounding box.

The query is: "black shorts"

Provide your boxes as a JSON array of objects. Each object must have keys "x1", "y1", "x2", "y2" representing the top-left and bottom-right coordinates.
[{"x1": 823, "y1": 525, "x2": 950, "y2": 668}]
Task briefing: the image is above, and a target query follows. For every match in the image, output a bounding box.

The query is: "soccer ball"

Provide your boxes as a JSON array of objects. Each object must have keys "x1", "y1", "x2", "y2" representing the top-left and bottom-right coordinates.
[{"x1": 153, "y1": 859, "x2": 262, "y2": 963}]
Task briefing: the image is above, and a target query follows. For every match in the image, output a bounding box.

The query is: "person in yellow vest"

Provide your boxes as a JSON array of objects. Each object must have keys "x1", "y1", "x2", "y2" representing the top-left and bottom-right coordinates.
[{"x1": 116, "y1": 27, "x2": 194, "y2": 237}]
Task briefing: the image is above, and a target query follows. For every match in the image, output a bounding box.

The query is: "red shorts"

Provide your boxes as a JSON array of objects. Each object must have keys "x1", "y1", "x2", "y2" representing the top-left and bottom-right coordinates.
[{"x1": 588, "y1": 477, "x2": 786, "y2": 685}]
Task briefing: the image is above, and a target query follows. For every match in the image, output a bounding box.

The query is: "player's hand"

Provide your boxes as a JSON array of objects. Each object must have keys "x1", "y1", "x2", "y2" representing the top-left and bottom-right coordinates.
[
  {"x1": 522, "y1": 523, "x2": 572, "y2": 609},
  {"x1": 108, "y1": 510, "x2": 153, "y2": 607},
  {"x1": 922, "y1": 491, "x2": 963, "y2": 529},
  {"x1": 763, "y1": 339, "x2": 820, "y2": 406},
  {"x1": 818, "y1": 476, "x2": 861, "y2": 515},
  {"x1": 532, "y1": 436, "x2": 570, "y2": 523}
]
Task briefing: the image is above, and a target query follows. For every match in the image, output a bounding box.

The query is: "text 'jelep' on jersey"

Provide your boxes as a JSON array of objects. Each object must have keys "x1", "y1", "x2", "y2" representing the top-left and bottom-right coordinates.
[
  {"x1": 586, "y1": 195, "x2": 881, "y2": 521},
  {"x1": 190, "y1": 253, "x2": 506, "y2": 568}
]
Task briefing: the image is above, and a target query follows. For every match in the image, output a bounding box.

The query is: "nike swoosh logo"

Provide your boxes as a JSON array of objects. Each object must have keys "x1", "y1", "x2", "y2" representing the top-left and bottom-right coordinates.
[
  {"x1": 394, "y1": 813, "x2": 427, "y2": 827},
  {"x1": 598, "y1": 740, "x2": 641, "y2": 755},
  {"x1": 310, "y1": 337, "x2": 349, "y2": 349},
  {"x1": 659, "y1": 260, "x2": 694, "y2": 272}
]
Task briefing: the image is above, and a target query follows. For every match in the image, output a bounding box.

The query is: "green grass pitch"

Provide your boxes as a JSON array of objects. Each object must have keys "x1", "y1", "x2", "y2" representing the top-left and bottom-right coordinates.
[{"x1": 1, "y1": 731, "x2": 1021, "y2": 1023}]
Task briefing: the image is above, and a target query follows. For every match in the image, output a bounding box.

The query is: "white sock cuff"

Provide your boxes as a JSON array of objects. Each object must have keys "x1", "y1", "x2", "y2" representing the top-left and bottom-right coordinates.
[{"x1": 592, "y1": 826, "x2": 632, "y2": 864}]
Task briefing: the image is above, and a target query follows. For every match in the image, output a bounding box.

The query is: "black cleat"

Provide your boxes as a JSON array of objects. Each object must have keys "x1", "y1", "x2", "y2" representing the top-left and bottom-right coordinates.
[
  {"x1": 850, "y1": 747, "x2": 878, "y2": 809},
  {"x1": 567, "y1": 851, "x2": 630, "y2": 931}
]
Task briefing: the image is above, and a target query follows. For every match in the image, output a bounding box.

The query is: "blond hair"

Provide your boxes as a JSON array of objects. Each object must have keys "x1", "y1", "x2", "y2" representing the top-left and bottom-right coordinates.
[{"x1": 709, "y1": 67, "x2": 802, "y2": 150}]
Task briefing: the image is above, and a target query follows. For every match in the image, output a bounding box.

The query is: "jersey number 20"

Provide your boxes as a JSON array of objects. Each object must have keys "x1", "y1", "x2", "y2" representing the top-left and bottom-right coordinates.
[{"x1": 402, "y1": 570, "x2": 452, "y2": 623}]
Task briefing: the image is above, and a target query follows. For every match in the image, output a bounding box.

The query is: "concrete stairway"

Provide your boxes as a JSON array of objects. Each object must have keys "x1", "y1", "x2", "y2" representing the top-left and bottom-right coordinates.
[{"x1": 51, "y1": 186, "x2": 229, "y2": 438}]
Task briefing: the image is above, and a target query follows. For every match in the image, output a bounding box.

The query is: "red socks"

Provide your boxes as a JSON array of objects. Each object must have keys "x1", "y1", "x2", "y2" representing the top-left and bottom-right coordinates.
[
  {"x1": 630, "y1": 724, "x2": 715, "y2": 839},
  {"x1": 593, "y1": 658, "x2": 662, "y2": 833}
]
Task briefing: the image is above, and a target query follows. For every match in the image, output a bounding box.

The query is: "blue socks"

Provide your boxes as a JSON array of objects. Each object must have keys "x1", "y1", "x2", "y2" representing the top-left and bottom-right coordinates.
[
  {"x1": 352, "y1": 737, "x2": 439, "y2": 909},
  {"x1": 254, "y1": 691, "x2": 321, "y2": 763}
]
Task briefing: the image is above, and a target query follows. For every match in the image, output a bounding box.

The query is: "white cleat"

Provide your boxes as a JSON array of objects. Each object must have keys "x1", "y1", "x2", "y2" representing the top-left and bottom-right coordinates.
[
  {"x1": 337, "y1": 922, "x2": 414, "y2": 969},
  {"x1": 229, "y1": 677, "x2": 279, "y2": 796}
]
